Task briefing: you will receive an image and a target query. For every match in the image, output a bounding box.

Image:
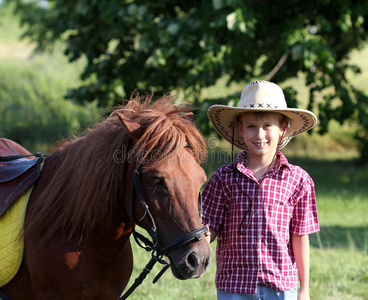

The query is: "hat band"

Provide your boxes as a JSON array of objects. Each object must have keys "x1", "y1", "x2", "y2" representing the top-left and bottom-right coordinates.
[{"x1": 241, "y1": 102, "x2": 283, "y2": 109}]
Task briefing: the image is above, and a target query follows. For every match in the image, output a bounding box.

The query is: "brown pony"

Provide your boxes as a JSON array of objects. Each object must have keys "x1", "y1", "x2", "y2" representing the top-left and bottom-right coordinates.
[{"x1": 1, "y1": 94, "x2": 212, "y2": 299}]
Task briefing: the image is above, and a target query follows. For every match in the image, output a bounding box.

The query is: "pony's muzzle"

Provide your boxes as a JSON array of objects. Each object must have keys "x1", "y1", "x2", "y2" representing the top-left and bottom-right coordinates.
[{"x1": 169, "y1": 240, "x2": 212, "y2": 280}]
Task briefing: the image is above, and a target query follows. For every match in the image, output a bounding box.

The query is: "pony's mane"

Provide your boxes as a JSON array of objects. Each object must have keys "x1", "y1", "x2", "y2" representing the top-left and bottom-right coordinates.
[{"x1": 24, "y1": 93, "x2": 206, "y2": 244}]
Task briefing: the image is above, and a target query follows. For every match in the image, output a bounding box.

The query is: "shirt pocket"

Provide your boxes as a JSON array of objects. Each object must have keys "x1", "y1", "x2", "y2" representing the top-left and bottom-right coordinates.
[{"x1": 268, "y1": 203, "x2": 294, "y2": 242}]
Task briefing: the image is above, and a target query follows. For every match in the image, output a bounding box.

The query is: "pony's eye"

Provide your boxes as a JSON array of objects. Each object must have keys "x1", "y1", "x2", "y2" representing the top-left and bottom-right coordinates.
[{"x1": 151, "y1": 176, "x2": 166, "y2": 187}]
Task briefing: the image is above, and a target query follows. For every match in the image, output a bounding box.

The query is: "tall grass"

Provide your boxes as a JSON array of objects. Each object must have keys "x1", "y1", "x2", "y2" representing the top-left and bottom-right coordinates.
[
  {"x1": 0, "y1": 57, "x2": 102, "y2": 153},
  {"x1": 0, "y1": 5, "x2": 102, "y2": 153},
  {"x1": 0, "y1": 56, "x2": 100, "y2": 152}
]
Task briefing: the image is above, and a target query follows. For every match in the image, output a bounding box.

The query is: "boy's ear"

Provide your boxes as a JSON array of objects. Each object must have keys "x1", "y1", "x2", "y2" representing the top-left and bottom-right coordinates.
[
  {"x1": 281, "y1": 118, "x2": 290, "y2": 131},
  {"x1": 235, "y1": 118, "x2": 244, "y2": 138}
]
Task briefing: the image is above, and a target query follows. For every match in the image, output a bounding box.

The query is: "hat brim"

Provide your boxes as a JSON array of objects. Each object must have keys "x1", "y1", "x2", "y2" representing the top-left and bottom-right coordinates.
[{"x1": 208, "y1": 105, "x2": 318, "y2": 150}]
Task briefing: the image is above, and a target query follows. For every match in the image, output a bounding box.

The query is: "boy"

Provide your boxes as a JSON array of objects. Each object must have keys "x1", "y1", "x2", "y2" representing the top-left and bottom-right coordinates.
[{"x1": 203, "y1": 81, "x2": 319, "y2": 300}]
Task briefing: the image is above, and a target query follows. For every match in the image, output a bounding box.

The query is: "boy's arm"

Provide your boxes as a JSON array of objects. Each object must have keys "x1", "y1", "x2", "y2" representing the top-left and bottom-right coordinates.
[{"x1": 291, "y1": 234, "x2": 310, "y2": 300}]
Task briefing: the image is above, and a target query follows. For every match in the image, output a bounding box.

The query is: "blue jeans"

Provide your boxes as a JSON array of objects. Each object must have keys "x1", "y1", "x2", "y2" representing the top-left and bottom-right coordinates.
[{"x1": 217, "y1": 285, "x2": 297, "y2": 300}]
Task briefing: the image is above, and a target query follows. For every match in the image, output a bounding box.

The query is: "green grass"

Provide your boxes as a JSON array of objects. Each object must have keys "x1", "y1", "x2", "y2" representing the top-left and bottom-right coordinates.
[{"x1": 310, "y1": 247, "x2": 368, "y2": 300}]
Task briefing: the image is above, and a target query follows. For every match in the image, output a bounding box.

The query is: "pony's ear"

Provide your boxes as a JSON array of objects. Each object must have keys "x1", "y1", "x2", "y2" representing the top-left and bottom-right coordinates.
[
  {"x1": 182, "y1": 112, "x2": 194, "y2": 122},
  {"x1": 117, "y1": 113, "x2": 144, "y2": 141}
]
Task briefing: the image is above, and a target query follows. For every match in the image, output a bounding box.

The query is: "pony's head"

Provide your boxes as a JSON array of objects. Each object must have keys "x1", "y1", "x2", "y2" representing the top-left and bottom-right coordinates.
[
  {"x1": 24, "y1": 93, "x2": 211, "y2": 280},
  {"x1": 116, "y1": 93, "x2": 211, "y2": 279}
]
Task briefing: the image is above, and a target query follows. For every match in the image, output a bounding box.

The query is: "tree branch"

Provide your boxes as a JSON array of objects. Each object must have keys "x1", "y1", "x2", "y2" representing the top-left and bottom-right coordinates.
[{"x1": 264, "y1": 50, "x2": 290, "y2": 81}]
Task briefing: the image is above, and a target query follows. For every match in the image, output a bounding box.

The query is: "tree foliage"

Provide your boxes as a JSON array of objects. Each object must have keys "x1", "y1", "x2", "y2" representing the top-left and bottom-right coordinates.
[{"x1": 4, "y1": 0, "x2": 368, "y2": 159}]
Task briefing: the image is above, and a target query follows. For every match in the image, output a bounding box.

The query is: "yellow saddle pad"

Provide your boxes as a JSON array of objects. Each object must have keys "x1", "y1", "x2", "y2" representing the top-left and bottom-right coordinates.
[{"x1": 0, "y1": 185, "x2": 33, "y2": 287}]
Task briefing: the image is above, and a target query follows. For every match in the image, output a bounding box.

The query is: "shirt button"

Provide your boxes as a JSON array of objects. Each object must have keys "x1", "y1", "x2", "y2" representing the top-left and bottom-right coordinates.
[{"x1": 255, "y1": 212, "x2": 258, "y2": 216}]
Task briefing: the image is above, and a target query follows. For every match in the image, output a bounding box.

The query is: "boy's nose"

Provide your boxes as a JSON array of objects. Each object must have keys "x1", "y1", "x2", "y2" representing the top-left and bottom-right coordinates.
[{"x1": 256, "y1": 128, "x2": 265, "y2": 138}]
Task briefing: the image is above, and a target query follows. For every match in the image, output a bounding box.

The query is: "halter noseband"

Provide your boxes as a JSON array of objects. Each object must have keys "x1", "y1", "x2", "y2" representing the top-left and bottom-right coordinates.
[{"x1": 120, "y1": 144, "x2": 207, "y2": 300}]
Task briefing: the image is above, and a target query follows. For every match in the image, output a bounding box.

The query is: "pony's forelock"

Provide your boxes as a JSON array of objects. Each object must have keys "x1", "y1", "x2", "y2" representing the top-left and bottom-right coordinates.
[{"x1": 114, "y1": 93, "x2": 206, "y2": 168}]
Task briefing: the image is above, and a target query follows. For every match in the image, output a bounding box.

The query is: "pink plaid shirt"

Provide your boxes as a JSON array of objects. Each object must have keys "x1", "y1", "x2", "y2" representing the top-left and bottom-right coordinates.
[{"x1": 202, "y1": 151, "x2": 319, "y2": 294}]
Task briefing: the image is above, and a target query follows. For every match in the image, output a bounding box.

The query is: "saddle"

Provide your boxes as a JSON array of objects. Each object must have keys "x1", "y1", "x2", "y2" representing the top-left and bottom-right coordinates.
[
  {"x1": 0, "y1": 138, "x2": 44, "y2": 287},
  {"x1": 0, "y1": 138, "x2": 43, "y2": 217},
  {"x1": 0, "y1": 185, "x2": 35, "y2": 287}
]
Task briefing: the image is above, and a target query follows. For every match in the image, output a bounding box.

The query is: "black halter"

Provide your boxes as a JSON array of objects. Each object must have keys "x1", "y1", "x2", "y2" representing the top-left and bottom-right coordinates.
[{"x1": 119, "y1": 146, "x2": 208, "y2": 300}]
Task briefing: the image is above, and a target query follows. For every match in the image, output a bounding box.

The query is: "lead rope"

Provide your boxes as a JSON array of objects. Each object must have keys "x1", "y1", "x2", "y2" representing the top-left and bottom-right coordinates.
[
  {"x1": 231, "y1": 124, "x2": 235, "y2": 162},
  {"x1": 119, "y1": 253, "x2": 166, "y2": 300}
]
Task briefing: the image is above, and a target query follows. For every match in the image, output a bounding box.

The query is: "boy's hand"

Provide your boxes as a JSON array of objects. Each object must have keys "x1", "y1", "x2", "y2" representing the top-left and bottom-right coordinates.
[
  {"x1": 204, "y1": 224, "x2": 211, "y2": 243},
  {"x1": 203, "y1": 224, "x2": 218, "y2": 243},
  {"x1": 297, "y1": 288, "x2": 310, "y2": 300}
]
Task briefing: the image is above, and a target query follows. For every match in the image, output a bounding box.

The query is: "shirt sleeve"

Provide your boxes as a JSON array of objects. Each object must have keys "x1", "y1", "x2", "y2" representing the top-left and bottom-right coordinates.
[
  {"x1": 202, "y1": 170, "x2": 226, "y2": 233},
  {"x1": 290, "y1": 171, "x2": 320, "y2": 236}
]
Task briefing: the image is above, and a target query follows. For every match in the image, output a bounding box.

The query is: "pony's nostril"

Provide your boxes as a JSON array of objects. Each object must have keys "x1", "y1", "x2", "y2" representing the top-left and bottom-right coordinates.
[
  {"x1": 186, "y1": 252, "x2": 199, "y2": 271},
  {"x1": 204, "y1": 256, "x2": 210, "y2": 269}
]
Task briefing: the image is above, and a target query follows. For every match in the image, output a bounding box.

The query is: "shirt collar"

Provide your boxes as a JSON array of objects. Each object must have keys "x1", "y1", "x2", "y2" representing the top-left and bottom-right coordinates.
[
  {"x1": 276, "y1": 151, "x2": 292, "y2": 171},
  {"x1": 235, "y1": 150, "x2": 292, "y2": 176}
]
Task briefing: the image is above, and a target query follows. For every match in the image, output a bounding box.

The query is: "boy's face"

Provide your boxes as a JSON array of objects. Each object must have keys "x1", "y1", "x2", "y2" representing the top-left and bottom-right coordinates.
[{"x1": 237, "y1": 112, "x2": 285, "y2": 160}]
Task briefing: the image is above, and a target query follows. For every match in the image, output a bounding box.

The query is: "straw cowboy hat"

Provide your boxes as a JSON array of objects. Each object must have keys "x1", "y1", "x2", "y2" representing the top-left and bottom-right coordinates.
[{"x1": 207, "y1": 80, "x2": 318, "y2": 150}]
